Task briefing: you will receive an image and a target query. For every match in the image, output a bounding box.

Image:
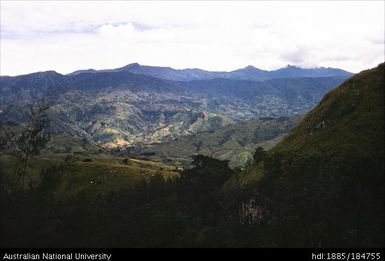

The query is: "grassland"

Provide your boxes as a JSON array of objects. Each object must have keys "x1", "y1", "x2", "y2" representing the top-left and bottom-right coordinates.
[{"x1": 0, "y1": 153, "x2": 180, "y2": 202}]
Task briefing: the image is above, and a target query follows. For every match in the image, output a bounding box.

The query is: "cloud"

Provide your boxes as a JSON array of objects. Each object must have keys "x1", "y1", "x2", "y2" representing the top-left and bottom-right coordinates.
[
  {"x1": 281, "y1": 46, "x2": 311, "y2": 65},
  {"x1": 1, "y1": 1, "x2": 384, "y2": 75}
]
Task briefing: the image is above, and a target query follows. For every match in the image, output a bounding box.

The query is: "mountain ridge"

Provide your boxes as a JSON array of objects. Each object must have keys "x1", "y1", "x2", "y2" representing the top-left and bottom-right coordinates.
[
  {"x1": 67, "y1": 63, "x2": 353, "y2": 81},
  {"x1": 0, "y1": 63, "x2": 351, "y2": 149}
]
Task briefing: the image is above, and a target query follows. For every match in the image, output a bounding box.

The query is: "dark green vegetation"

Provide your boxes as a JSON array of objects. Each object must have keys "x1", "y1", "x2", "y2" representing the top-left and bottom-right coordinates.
[
  {"x1": 0, "y1": 63, "x2": 383, "y2": 247},
  {"x1": 0, "y1": 64, "x2": 350, "y2": 149},
  {"x1": 230, "y1": 63, "x2": 385, "y2": 247}
]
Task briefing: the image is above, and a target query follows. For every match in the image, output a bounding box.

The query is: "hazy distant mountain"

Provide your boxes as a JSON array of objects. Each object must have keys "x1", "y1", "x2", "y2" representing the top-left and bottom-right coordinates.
[
  {"x1": 68, "y1": 63, "x2": 218, "y2": 81},
  {"x1": 68, "y1": 63, "x2": 353, "y2": 81},
  {"x1": 0, "y1": 64, "x2": 351, "y2": 149}
]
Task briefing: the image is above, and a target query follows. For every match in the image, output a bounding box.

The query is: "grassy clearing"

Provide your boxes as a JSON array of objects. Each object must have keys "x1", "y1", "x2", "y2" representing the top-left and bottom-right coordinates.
[{"x1": 0, "y1": 153, "x2": 180, "y2": 202}]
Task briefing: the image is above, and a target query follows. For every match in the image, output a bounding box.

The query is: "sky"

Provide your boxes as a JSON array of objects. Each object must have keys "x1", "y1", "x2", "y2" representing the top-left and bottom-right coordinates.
[{"x1": 0, "y1": 1, "x2": 384, "y2": 76}]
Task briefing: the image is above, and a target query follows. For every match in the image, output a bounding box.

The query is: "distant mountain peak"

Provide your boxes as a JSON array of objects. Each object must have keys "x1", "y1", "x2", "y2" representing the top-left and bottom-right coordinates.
[
  {"x1": 244, "y1": 65, "x2": 257, "y2": 70},
  {"x1": 283, "y1": 64, "x2": 304, "y2": 69},
  {"x1": 27, "y1": 70, "x2": 63, "y2": 78},
  {"x1": 122, "y1": 63, "x2": 141, "y2": 69},
  {"x1": 32, "y1": 70, "x2": 60, "y2": 75}
]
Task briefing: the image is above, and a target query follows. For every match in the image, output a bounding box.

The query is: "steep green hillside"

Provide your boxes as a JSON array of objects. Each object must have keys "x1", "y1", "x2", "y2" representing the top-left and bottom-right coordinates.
[
  {"x1": 237, "y1": 63, "x2": 384, "y2": 247},
  {"x1": 275, "y1": 63, "x2": 384, "y2": 158}
]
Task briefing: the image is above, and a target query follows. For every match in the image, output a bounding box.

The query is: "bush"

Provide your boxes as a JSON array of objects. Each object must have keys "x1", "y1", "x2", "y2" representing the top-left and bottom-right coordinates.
[{"x1": 122, "y1": 158, "x2": 129, "y2": 165}]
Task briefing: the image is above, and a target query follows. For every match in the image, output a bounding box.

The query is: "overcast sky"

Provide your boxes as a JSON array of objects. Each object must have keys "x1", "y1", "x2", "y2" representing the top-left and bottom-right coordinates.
[{"x1": 1, "y1": 1, "x2": 384, "y2": 76}]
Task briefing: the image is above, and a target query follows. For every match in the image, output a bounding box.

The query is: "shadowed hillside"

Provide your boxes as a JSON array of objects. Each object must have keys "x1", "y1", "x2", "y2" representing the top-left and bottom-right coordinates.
[{"x1": 233, "y1": 63, "x2": 384, "y2": 247}]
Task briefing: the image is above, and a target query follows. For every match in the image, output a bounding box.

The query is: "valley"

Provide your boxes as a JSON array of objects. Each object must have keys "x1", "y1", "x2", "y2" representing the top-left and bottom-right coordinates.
[
  {"x1": 1, "y1": 62, "x2": 383, "y2": 248},
  {"x1": 0, "y1": 63, "x2": 350, "y2": 155},
  {"x1": 126, "y1": 115, "x2": 301, "y2": 168}
]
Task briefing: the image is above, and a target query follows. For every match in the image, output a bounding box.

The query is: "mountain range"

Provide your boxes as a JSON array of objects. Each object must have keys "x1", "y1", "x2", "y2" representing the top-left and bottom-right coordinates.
[
  {"x1": 68, "y1": 63, "x2": 352, "y2": 81},
  {"x1": 0, "y1": 63, "x2": 352, "y2": 151}
]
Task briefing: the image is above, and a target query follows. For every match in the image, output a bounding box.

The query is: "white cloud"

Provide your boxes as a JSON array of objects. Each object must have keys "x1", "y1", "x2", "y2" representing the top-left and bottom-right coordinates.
[{"x1": 1, "y1": 1, "x2": 384, "y2": 75}]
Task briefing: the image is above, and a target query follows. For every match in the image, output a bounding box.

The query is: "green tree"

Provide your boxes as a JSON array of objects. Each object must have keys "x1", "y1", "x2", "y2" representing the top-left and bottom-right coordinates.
[
  {"x1": 253, "y1": 146, "x2": 266, "y2": 164},
  {"x1": 178, "y1": 155, "x2": 233, "y2": 220},
  {"x1": 4, "y1": 98, "x2": 51, "y2": 190}
]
